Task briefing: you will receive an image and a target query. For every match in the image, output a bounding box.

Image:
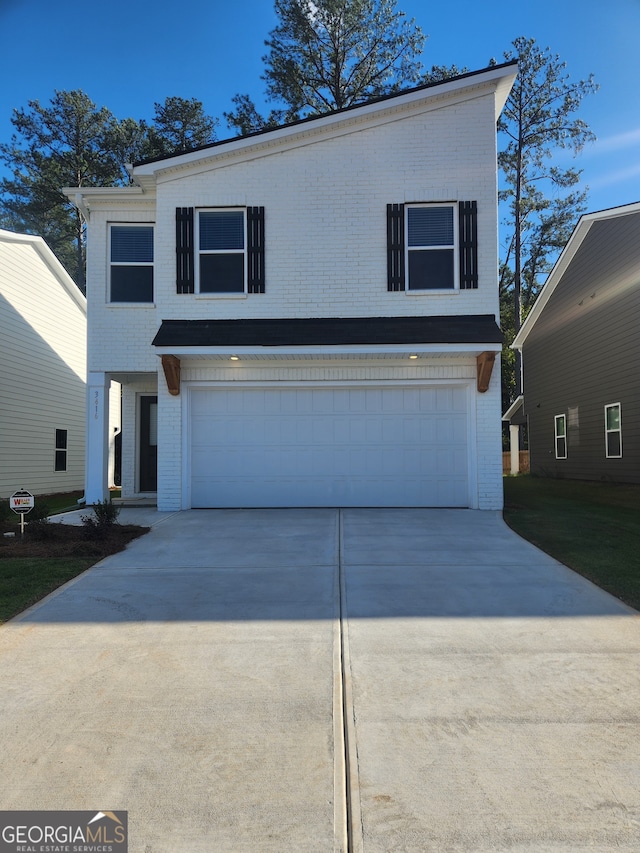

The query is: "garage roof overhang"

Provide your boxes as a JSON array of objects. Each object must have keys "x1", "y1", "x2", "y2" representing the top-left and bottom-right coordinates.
[
  {"x1": 153, "y1": 315, "x2": 502, "y2": 351},
  {"x1": 153, "y1": 315, "x2": 502, "y2": 396}
]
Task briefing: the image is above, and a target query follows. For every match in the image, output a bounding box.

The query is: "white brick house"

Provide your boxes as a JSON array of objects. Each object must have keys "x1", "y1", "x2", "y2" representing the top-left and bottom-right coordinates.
[{"x1": 67, "y1": 62, "x2": 516, "y2": 511}]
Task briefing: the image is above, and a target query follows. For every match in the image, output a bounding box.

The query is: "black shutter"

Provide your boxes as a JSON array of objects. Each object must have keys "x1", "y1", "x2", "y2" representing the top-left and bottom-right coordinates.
[
  {"x1": 247, "y1": 206, "x2": 265, "y2": 293},
  {"x1": 387, "y1": 203, "x2": 405, "y2": 291},
  {"x1": 459, "y1": 201, "x2": 478, "y2": 289},
  {"x1": 176, "y1": 207, "x2": 194, "y2": 293}
]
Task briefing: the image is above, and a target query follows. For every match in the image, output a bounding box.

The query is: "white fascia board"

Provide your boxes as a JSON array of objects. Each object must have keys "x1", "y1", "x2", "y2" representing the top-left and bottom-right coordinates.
[
  {"x1": 502, "y1": 395, "x2": 524, "y2": 421},
  {"x1": 62, "y1": 186, "x2": 151, "y2": 218},
  {"x1": 155, "y1": 343, "x2": 501, "y2": 358},
  {"x1": 134, "y1": 65, "x2": 517, "y2": 180},
  {"x1": 512, "y1": 200, "x2": 640, "y2": 349},
  {"x1": 62, "y1": 186, "x2": 146, "y2": 200},
  {"x1": 0, "y1": 228, "x2": 86, "y2": 314}
]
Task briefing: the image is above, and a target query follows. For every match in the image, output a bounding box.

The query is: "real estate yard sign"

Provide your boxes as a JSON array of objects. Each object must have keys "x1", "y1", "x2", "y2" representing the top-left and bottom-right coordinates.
[{"x1": 10, "y1": 489, "x2": 34, "y2": 536}]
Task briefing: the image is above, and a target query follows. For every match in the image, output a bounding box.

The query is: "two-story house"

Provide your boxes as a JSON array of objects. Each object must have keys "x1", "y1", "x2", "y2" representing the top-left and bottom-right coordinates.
[{"x1": 66, "y1": 62, "x2": 517, "y2": 512}]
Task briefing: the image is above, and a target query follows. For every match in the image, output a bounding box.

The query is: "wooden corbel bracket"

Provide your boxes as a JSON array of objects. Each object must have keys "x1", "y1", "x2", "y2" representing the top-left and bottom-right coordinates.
[
  {"x1": 476, "y1": 351, "x2": 496, "y2": 393},
  {"x1": 161, "y1": 354, "x2": 181, "y2": 396}
]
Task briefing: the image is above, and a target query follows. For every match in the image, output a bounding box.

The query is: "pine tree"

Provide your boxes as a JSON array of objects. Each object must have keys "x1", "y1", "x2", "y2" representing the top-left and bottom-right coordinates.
[
  {"x1": 498, "y1": 37, "x2": 598, "y2": 405},
  {"x1": 226, "y1": 0, "x2": 427, "y2": 133},
  {"x1": 0, "y1": 91, "x2": 125, "y2": 290}
]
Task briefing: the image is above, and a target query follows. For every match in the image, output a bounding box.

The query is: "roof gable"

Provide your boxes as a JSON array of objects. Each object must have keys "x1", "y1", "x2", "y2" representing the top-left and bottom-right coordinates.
[
  {"x1": 512, "y1": 202, "x2": 640, "y2": 349},
  {"x1": 0, "y1": 229, "x2": 86, "y2": 315}
]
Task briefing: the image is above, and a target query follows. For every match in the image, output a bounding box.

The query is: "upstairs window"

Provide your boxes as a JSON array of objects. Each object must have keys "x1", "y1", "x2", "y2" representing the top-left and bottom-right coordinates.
[
  {"x1": 406, "y1": 204, "x2": 457, "y2": 290},
  {"x1": 605, "y1": 403, "x2": 622, "y2": 458},
  {"x1": 176, "y1": 206, "x2": 265, "y2": 294},
  {"x1": 554, "y1": 414, "x2": 567, "y2": 459},
  {"x1": 198, "y1": 210, "x2": 246, "y2": 293},
  {"x1": 110, "y1": 225, "x2": 154, "y2": 302},
  {"x1": 387, "y1": 201, "x2": 477, "y2": 292}
]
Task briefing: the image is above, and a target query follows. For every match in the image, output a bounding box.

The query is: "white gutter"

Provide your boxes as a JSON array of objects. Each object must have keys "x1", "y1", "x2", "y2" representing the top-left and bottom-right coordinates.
[{"x1": 153, "y1": 343, "x2": 501, "y2": 358}]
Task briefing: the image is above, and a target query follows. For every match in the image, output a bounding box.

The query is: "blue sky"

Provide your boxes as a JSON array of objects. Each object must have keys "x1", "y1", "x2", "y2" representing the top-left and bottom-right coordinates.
[{"x1": 1, "y1": 0, "x2": 639, "y2": 217}]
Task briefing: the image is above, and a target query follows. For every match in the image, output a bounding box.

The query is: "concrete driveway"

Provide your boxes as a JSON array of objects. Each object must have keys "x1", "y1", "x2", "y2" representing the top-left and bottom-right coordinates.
[{"x1": 1, "y1": 509, "x2": 639, "y2": 852}]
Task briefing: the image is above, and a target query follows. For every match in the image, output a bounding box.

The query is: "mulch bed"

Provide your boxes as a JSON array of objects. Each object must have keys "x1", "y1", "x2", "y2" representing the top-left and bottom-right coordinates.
[{"x1": 0, "y1": 520, "x2": 150, "y2": 560}]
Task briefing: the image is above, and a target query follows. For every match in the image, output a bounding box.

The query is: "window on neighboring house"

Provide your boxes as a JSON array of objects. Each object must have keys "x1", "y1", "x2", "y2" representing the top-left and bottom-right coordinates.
[
  {"x1": 110, "y1": 224, "x2": 154, "y2": 302},
  {"x1": 55, "y1": 429, "x2": 67, "y2": 472},
  {"x1": 198, "y1": 209, "x2": 246, "y2": 293},
  {"x1": 605, "y1": 403, "x2": 622, "y2": 458},
  {"x1": 387, "y1": 201, "x2": 477, "y2": 292},
  {"x1": 554, "y1": 414, "x2": 567, "y2": 459}
]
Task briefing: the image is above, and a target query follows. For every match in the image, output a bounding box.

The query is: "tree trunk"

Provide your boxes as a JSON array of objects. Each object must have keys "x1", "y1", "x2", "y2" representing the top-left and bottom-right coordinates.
[{"x1": 513, "y1": 142, "x2": 523, "y2": 398}]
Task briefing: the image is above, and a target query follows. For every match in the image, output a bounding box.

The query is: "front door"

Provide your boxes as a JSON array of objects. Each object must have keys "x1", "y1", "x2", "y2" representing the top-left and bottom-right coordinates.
[{"x1": 139, "y1": 395, "x2": 157, "y2": 492}]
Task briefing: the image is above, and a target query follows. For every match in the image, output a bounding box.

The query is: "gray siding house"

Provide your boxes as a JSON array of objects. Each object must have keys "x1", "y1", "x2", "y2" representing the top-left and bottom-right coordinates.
[{"x1": 509, "y1": 202, "x2": 640, "y2": 483}]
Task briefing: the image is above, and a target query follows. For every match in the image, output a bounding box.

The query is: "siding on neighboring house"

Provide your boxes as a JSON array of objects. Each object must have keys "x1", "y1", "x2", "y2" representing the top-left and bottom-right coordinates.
[
  {"x1": 522, "y1": 214, "x2": 640, "y2": 482},
  {"x1": 0, "y1": 232, "x2": 87, "y2": 497}
]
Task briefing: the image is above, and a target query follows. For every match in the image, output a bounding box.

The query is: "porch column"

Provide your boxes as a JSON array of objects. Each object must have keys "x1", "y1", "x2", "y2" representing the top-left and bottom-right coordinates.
[
  {"x1": 86, "y1": 372, "x2": 110, "y2": 504},
  {"x1": 509, "y1": 424, "x2": 520, "y2": 475}
]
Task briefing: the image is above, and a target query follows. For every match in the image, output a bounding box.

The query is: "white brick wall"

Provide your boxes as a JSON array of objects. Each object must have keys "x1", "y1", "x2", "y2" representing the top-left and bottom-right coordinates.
[
  {"x1": 156, "y1": 382, "x2": 182, "y2": 511},
  {"x1": 475, "y1": 353, "x2": 504, "y2": 510},
  {"x1": 85, "y1": 202, "x2": 158, "y2": 374},
  {"x1": 153, "y1": 93, "x2": 498, "y2": 325},
  {"x1": 85, "y1": 90, "x2": 499, "y2": 374},
  {"x1": 84, "y1": 80, "x2": 505, "y2": 510}
]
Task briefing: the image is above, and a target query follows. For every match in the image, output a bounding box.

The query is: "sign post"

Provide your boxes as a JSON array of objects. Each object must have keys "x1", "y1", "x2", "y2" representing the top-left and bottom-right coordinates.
[{"x1": 10, "y1": 489, "x2": 34, "y2": 537}]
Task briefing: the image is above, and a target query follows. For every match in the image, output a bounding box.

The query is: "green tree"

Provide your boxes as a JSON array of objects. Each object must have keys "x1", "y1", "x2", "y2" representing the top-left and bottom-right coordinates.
[
  {"x1": 0, "y1": 90, "x2": 126, "y2": 291},
  {"x1": 145, "y1": 96, "x2": 218, "y2": 158},
  {"x1": 226, "y1": 0, "x2": 427, "y2": 133},
  {"x1": 224, "y1": 94, "x2": 294, "y2": 136},
  {"x1": 104, "y1": 115, "x2": 153, "y2": 172},
  {"x1": 497, "y1": 37, "x2": 598, "y2": 406},
  {"x1": 104, "y1": 98, "x2": 219, "y2": 171},
  {"x1": 0, "y1": 93, "x2": 220, "y2": 288}
]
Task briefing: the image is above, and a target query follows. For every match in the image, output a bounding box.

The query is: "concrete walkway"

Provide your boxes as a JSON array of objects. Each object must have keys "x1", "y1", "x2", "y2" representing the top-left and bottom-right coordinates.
[{"x1": 1, "y1": 509, "x2": 639, "y2": 852}]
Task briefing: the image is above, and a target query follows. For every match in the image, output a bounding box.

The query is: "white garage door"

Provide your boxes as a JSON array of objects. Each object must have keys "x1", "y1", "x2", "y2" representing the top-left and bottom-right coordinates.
[{"x1": 189, "y1": 385, "x2": 469, "y2": 508}]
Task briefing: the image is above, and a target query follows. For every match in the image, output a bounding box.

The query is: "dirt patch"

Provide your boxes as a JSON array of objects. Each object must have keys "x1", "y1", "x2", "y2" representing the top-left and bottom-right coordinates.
[{"x1": 0, "y1": 520, "x2": 149, "y2": 561}]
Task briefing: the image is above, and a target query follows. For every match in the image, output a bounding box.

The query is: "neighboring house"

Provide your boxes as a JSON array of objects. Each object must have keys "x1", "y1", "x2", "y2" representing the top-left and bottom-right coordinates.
[
  {"x1": 0, "y1": 229, "x2": 87, "y2": 498},
  {"x1": 508, "y1": 202, "x2": 640, "y2": 482},
  {"x1": 66, "y1": 62, "x2": 517, "y2": 511}
]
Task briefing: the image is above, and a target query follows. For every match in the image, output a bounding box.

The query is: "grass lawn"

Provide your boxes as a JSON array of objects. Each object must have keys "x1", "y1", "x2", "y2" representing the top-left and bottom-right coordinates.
[
  {"x1": 503, "y1": 476, "x2": 640, "y2": 611},
  {"x1": 25, "y1": 490, "x2": 85, "y2": 516},
  {"x1": 0, "y1": 497, "x2": 148, "y2": 623},
  {"x1": 0, "y1": 557, "x2": 97, "y2": 623}
]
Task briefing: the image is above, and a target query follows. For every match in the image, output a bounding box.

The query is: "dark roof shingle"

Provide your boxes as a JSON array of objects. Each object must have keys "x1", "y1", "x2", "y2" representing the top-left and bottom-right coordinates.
[{"x1": 152, "y1": 315, "x2": 503, "y2": 347}]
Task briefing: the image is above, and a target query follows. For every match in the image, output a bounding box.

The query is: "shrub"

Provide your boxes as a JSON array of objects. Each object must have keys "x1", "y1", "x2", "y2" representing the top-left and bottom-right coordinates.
[
  {"x1": 29, "y1": 501, "x2": 51, "y2": 522},
  {"x1": 81, "y1": 499, "x2": 120, "y2": 535},
  {"x1": 21, "y1": 501, "x2": 53, "y2": 541}
]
